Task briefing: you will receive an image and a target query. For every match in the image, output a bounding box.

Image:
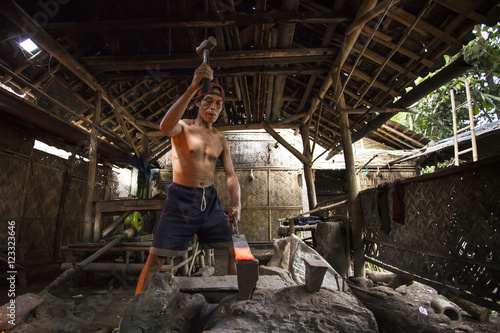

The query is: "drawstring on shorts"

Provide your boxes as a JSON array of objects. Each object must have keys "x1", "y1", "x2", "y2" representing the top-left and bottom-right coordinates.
[{"x1": 200, "y1": 187, "x2": 207, "y2": 211}]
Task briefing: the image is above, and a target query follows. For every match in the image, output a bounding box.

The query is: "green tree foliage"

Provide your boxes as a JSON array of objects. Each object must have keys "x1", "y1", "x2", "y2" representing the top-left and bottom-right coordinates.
[{"x1": 393, "y1": 23, "x2": 500, "y2": 142}]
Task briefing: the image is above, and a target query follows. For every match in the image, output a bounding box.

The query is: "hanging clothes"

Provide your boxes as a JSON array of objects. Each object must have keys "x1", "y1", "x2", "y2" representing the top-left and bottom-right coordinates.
[
  {"x1": 132, "y1": 154, "x2": 151, "y2": 199},
  {"x1": 370, "y1": 182, "x2": 391, "y2": 234},
  {"x1": 392, "y1": 178, "x2": 405, "y2": 225}
]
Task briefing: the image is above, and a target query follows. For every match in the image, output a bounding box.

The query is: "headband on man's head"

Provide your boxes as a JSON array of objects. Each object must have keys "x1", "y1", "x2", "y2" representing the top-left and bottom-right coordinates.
[{"x1": 197, "y1": 82, "x2": 225, "y2": 100}]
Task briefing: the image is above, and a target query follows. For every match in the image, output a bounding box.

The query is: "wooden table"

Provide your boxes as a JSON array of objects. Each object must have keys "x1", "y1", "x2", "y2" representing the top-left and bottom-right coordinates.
[
  {"x1": 277, "y1": 224, "x2": 318, "y2": 246},
  {"x1": 93, "y1": 199, "x2": 165, "y2": 241}
]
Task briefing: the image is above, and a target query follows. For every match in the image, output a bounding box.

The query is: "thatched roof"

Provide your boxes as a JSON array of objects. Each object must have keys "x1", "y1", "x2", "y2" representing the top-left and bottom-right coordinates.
[{"x1": 0, "y1": 0, "x2": 498, "y2": 166}]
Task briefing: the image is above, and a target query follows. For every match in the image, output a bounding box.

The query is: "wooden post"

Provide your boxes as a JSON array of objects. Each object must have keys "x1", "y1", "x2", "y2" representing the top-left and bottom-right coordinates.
[
  {"x1": 450, "y1": 89, "x2": 459, "y2": 166},
  {"x1": 339, "y1": 111, "x2": 364, "y2": 278},
  {"x1": 83, "y1": 91, "x2": 102, "y2": 242},
  {"x1": 465, "y1": 79, "x2": 478, "y2": 162},
  {"x1": 53, "y1": 159, "x2": 71, "y2": 261},
  {"x1": 328, "y1": 0, "x2": 377, "y2": 278},
  {"x1": 300, "y1": 125, "x2": 317, "y2": 210}
]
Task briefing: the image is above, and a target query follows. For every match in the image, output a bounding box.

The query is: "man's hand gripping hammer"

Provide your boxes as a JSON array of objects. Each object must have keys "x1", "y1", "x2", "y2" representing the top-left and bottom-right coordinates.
[
  {"x1": 196, "y1": 36, "x2": 217, "y2": 94},
  {"x1": 230, "y1": 215, "x2": 239, "y2": 238}
]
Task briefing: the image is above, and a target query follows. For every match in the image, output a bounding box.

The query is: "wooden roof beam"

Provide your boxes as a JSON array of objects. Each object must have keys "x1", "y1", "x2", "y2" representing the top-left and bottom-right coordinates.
[
  {"x1": 387, "y1": 6, "x2": 461, "y2": 46},
  {"x1": 374, "y1": 0, "x2": 480, "y2": 107},
  {"x1": 178, "y1": 0, "x2": 199, "y2": 51},
  {"x1": 43, "y1": 11, "x2": 350, "y2": 34},
  {"x1": 311, "y1": 119, "x2": 340, "y2": 144},
  {"x1": 359, "y1": 27, "x2": 435, "y2": 68},
  {"x1": 0, "y1": 0, "x2": 149, "y2": 157},
  {"x1": 262, "y1": 121, "x2": 312, "y2": 166},
  {"x1": 339, "y1": 107, "x2": 412, "y2": 114},
  {"x1": 0, "y1": 63, "x2": 132, "y2": 150},
  {"x1": 353, "y1": 1, "x2": 430, "y2": 109},
  {"x1": 348, "y1": 55, "x2": 472, "y2": 149},
  {"x1": 333, "y1": 36, "x2": 418, "y2": 79},
  {"x1": 381, "y1": 124, "x2": 424, "y2": 148},
  {"x1": 139, "y1": 121, "x2": 300, "y2": 137},
  {"x1": 297, "y1": 0, "x2": 346, "y2": 114},
  {"x1": 433, "y1": 0, "x2": 488, "y2": 23},
  {"x1": 312, "y1": 113, "x2": 341, "y2": 132},
  {"x1": 372, "y1": 128, "x2": 411, "y2": 149},
  {"x1": 270, "y1": 0, "x2": 300, "y2": 122},
  {"x1": 345, "y1": 0, "x2": 400, "y2": 35},
  {"x1": 342, "y1": 64, "x2": 398, "y2": 97},
  {"x1": 82, "y1": 48, "x2": 338, "y2": 72}
]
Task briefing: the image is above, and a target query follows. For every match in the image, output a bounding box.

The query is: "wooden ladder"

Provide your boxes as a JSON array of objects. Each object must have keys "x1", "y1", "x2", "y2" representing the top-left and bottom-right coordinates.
[{"x1": 450, "y1": 79, "x2": 478, "y2": 166}]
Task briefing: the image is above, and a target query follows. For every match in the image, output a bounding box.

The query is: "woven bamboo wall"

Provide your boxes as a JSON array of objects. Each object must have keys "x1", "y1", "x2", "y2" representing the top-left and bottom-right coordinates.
[
  {"x1": 357, "y1": 168, "x2": 416, "y2": 191},
  {"x1": 0, "y1": 133, "x2": 115, "y2": 265},
  {"x1": 215, "y1": 168, "x2": 303, "y2": 242},
  {"x1": 361, "y1": 156, "x2": 500, "y2": 311}
]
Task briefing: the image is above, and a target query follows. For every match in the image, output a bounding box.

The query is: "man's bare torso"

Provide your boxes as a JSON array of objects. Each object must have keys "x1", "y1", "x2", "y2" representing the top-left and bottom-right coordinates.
[{"x1": 171, "y1": 119, "x2": 223, "y2": 188}]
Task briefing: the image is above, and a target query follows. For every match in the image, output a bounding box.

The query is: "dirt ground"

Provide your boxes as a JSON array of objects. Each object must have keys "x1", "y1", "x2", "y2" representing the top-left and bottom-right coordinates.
[{"x1": 1, "y1": 250, "x2": 498, "y2": 333}]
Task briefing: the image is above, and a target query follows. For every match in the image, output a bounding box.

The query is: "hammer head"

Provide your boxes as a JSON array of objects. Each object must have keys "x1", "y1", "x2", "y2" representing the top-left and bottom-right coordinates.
[{"x1": 196, "y1": 36, "x2": 217, "y2": 55}]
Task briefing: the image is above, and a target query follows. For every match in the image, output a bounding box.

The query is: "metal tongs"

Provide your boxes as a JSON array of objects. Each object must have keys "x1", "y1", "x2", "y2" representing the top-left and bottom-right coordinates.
[{"x1": 230, "y1": 215, "x2": 240, "y2": 238}]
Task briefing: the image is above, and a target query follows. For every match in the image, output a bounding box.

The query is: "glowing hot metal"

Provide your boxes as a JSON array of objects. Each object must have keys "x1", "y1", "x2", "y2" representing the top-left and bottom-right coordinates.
[{"x1": 232, "y1": 233, "x2": 259, "y2": 299}]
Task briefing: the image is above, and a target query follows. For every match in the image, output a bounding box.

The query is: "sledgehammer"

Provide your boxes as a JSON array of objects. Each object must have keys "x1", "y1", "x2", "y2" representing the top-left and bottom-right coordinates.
[{"x1": 196, "y1": 36, "x2": 217, "y2": 94}]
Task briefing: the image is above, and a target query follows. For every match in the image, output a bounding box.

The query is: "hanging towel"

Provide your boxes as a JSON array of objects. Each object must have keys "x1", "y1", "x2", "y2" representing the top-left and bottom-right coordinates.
[
  {"x1": 370, "y1": 183, "x2": 391, "y2": 234},
  {"x1": 392, "y1": 178, "x2": 405, "y2": 225},
  {"x1": 369, "y1": 186, "x2": 380, "y2": 219}
]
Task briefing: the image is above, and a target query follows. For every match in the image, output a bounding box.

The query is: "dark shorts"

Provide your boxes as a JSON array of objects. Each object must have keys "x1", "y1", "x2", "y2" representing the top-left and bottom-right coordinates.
[{"x1": 150, "y1": 182, "x2": 233, "y2": 257}]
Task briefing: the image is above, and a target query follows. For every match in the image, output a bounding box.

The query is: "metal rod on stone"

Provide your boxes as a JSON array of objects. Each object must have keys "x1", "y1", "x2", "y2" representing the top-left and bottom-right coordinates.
[{"x1": 39, "y1": 227, "x2": 136, "y2": 296}]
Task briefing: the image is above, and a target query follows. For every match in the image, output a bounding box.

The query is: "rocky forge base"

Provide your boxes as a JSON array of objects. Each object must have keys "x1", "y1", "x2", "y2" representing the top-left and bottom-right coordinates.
[
  {"x1": 348, "y1": 276, "x2": 500, "y2": 333},
  {"x1": 119, "y1": 272, "x2": 378, "y2": 333}
]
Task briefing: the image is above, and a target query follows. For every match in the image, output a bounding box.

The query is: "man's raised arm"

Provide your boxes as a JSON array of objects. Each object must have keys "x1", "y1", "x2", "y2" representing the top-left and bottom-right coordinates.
[{"x1": 160, "y1": 63, "x2": 213, "y2": 137}]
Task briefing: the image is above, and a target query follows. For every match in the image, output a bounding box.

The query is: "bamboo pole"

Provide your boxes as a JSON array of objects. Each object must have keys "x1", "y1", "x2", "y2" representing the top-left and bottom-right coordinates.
[
  {"x1": 300, "y1": 125, "x2": 317, "y2": 210},
  {"x1": 83, "y1": 91, "x2": 102, "y2": 242},
  {"x1": 465, "y1": 79, "x2": 478, "y2": 162},
  {"x1": 451, "y1": 89, "x2": 460, "y2": 166},
  {"x1": 334, "y1": 0, "x2": 379, "y2": 278}
]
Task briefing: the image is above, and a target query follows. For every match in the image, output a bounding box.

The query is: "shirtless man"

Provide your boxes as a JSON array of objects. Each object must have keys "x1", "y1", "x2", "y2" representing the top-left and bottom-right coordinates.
[{"x1": 135, "y1": 63, "x2": 241, "y2": 294}]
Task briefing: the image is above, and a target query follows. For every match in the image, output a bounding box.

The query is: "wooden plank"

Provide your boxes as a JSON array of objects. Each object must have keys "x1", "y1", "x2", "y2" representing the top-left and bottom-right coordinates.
[
  {"x1": 95, "y1": 199, "x2": 165, "y2": 213},
  {"x1": 102, "y1": 211, "x2": 132, "y2": 238}
]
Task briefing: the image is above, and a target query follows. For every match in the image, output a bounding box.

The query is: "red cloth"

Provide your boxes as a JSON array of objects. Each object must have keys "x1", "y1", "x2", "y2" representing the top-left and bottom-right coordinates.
[{"x1": 392, "y1": 179, "x2": 405, "y2": 224}]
